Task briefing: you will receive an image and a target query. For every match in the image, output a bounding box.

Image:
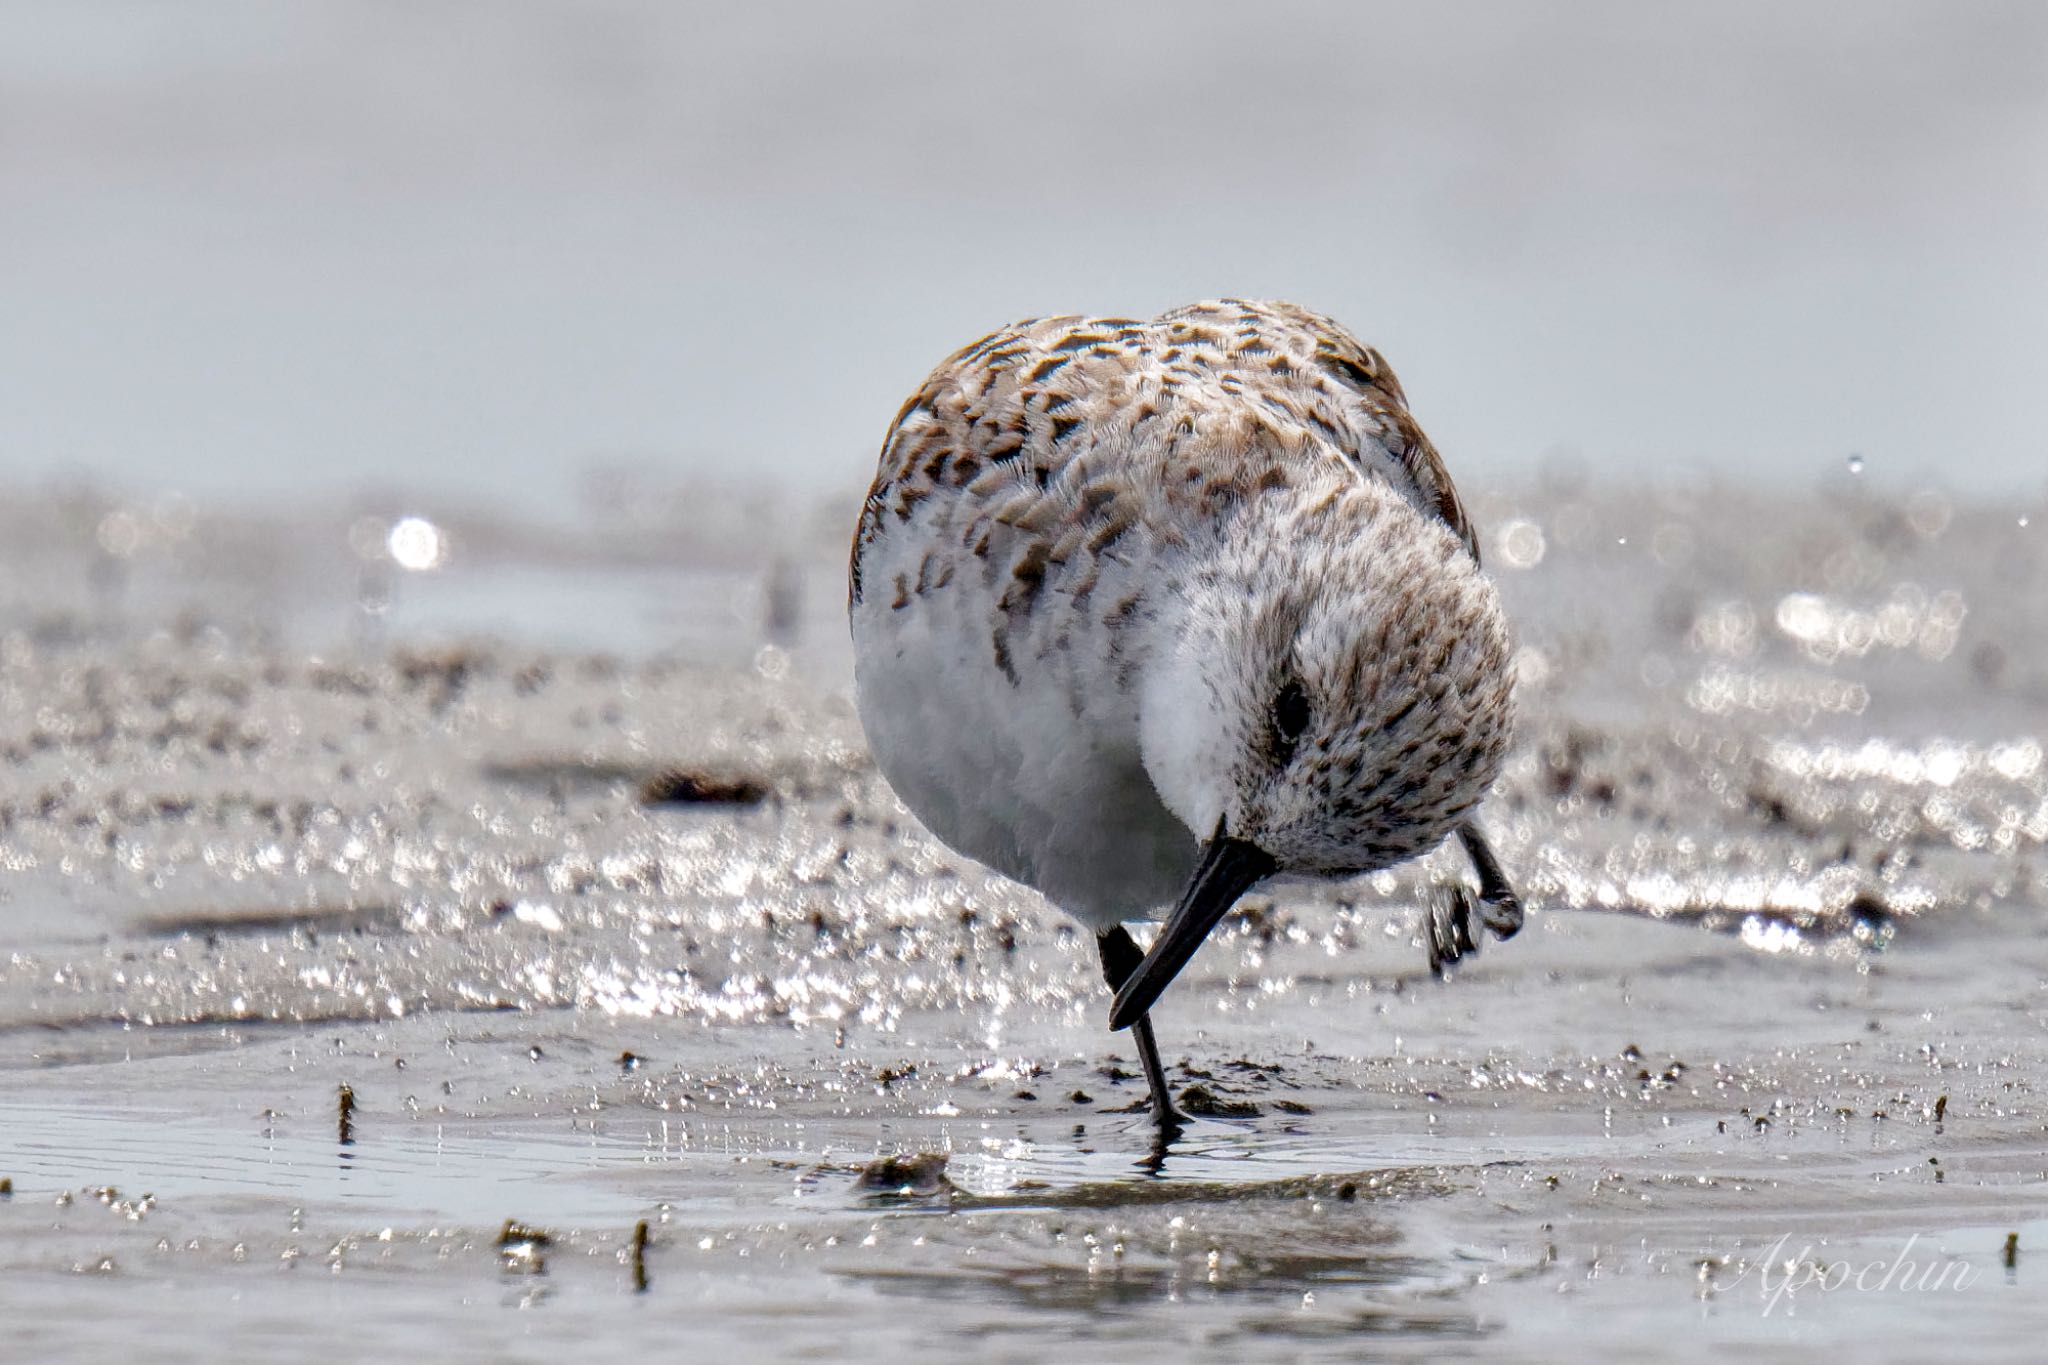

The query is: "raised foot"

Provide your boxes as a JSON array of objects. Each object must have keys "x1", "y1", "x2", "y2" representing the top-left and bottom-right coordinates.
[
  {"x1": 1425, "y1": 882, "x2": 1523, "y2": 977},
  {"x1": 1478, "y1": 883, "x2": 1524, "y2": 940}
]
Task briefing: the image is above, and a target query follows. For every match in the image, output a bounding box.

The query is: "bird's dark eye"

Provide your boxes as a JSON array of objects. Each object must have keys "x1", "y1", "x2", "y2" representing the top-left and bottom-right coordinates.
[{"x1": 1271, "y1": 679, "x2": 1312, "y2": 758}]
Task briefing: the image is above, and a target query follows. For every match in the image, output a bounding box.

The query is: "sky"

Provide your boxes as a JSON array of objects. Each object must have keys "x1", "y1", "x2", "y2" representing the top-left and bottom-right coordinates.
[{"x1": 3, "y1": 0, "x2": 2044, "y2": 513}]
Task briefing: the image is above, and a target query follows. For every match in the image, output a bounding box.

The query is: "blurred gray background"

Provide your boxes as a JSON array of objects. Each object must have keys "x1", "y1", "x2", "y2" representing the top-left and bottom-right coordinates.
[{"x1": 4, "y1": 0, "x2": 2044, "y2": 512}]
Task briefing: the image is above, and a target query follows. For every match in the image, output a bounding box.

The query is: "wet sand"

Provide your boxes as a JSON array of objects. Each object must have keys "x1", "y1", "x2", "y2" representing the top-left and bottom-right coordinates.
[{"x1": 1, "y1": 475, "x2": 2044, "y2": 1361}]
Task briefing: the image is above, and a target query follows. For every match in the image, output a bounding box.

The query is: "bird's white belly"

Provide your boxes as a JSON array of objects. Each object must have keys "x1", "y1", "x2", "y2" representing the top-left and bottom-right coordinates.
[{"x1": 852, "y1": 567, "x2": 1197, "y2": 929}]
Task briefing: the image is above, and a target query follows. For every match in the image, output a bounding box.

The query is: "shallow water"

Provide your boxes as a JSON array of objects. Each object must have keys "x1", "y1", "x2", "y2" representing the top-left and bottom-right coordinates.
[{"x1": 0, "y1": 475, "x2": 2044, "y2": 1360}]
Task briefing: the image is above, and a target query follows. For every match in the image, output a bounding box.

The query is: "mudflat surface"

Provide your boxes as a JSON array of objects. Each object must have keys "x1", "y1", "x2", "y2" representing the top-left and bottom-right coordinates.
[{"x1": 1, "y1": 476, "x2": 2044, "y2": 1361}]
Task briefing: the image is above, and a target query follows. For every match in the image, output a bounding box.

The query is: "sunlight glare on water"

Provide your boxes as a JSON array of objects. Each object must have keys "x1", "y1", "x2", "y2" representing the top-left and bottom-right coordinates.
[{"x1": 386, "y1": 517, "x2": 448, "y2": 572}]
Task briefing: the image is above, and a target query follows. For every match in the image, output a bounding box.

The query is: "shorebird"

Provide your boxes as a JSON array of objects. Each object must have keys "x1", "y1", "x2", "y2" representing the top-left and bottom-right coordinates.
[{"x1": 849, "y1": 299, "x2": 1522, "y2": 1133}]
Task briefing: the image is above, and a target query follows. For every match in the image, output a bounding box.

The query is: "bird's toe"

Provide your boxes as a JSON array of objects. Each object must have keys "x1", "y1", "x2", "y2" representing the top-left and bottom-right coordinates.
[
  {"x1": 1478, "y1": 889, "x2": 1524, "y2": 941},
  {"x1": 1425, "y1": 885, "x2": 1479, "y2": 977}
]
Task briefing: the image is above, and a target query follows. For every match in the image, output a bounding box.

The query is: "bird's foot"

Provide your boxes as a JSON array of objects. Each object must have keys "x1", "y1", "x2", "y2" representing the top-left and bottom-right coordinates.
[
  {"x1": 1477, "y1": 883, "x2": 1524, "y2": 940},
  {"x1": 1426, "y1": 882, "x2": 1525, "y2": 977},
  {"x1": 1425, "y1": 884, "x2": 1476, "y2": 977},
  {"x1": 1108, "y1": 1091, "x2": 1187, "y2": 1125},
  {"x1": 1140, "y1": 1103, "x2": 1187, "y2": 1173},
  {"x1": 1137, "y1": 1039, "x2": 1186, "y2": 1139},
  {"x1": 1152, "y1": 1099, "x2": 1187, "y2": 1141}
]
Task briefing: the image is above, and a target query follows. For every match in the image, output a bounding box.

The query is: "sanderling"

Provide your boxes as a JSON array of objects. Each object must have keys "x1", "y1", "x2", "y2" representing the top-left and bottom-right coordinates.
[{"x1": 849, "y1": 299, "x2": 1522, "y2": 1133}]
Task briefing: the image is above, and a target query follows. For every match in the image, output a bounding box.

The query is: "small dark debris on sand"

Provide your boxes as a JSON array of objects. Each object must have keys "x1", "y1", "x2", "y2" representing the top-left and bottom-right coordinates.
[
  {"x1": 497, "y1": 1219, "x2": 553, "y2": 1248},
  {"x1": 0, "y1": 1177, "x2": 12, "y2": 1197},
  {"x1": 393, "y1": 646, "x2": 483, "y2": 706},
  {"x1": 638, "y1": 769, "x2": 770, "y2": 807},
  {"x1": 497, "y1": 1219, "x2": 551, "y2": 1275},
  {"x1": 1224, "y1": 1058, "x2": 1286, "y2": 1077},
  {"x1": 854, "y1": 1152, "x2": 953, "y2": 1197},
  {"x1": 1180, "y1": 1084, "x2": 1262, "y2": 1118},
  {"x1": 1272, "y1": 1099, "x2": 1315, "y2": 1115},
  {"x1": 631, "y1": 1219, "x2": 651, "y2": 1293}
]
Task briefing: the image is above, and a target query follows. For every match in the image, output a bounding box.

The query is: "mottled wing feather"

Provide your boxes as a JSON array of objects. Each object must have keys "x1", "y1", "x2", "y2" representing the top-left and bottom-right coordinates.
[
  {"x1": 1158, "y1": 299, "x2": 1480, "y2": 565},
  {"x1": 851, "y1": 299, "x2": 1477, "y2": 607}
]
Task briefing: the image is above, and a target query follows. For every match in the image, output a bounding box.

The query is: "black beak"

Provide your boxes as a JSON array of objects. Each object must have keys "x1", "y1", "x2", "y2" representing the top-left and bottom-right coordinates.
[{"x1": 1109, "y1": 826, "x2": 1276, "y2": 1032}]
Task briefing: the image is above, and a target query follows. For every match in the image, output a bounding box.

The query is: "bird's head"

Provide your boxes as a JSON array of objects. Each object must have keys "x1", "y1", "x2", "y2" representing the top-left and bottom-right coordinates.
[{"x1": 1116, "y1": 479, "x2": 1515, "y2": 1028}]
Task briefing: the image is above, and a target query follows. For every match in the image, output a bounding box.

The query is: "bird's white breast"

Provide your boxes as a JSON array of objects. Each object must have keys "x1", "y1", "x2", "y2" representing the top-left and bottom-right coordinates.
[{"x1": 851, "y1": 525, "x2": 1198, "y2": 928}]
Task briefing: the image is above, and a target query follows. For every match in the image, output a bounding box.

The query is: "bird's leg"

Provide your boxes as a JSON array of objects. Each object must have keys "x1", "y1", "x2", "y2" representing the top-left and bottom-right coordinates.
[
  {"x1": 1458, "y1": 822, "x2": 1523, "y2": 939},
  {"x1": 1428, "y1": 823, "x2": 1524, "y2": 977},
  {"x1": 1097, "y1": 927, "x2": 1185, "y2": 1135}
]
